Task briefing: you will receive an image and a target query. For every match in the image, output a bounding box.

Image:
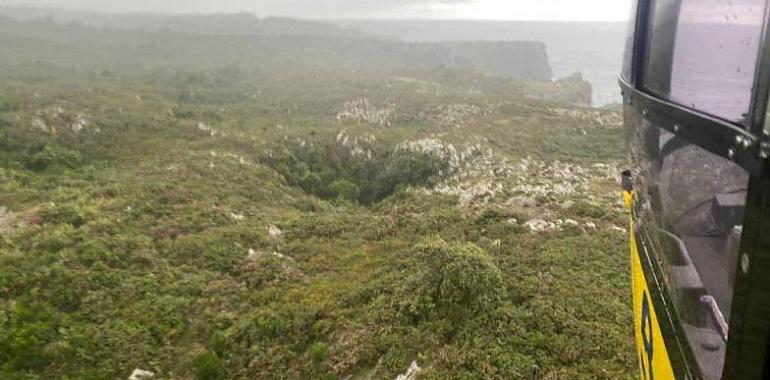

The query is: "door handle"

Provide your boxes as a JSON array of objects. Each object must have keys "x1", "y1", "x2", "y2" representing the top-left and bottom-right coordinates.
[{"x1": 701, "y1": 295, "x2": 729, "y2": 342}]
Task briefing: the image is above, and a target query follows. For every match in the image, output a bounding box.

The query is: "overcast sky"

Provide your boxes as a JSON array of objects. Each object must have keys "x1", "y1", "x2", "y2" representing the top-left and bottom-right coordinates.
[{"x1": 0, "y1": 0, "x2": 633, "y2": 21}]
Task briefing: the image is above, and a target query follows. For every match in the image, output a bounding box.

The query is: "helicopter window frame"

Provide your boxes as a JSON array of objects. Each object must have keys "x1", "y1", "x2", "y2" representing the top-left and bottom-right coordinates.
[
  {"x1": 620, "y1": 0, "x2": 770, "y2": 377},
  {"x1": 643, "y1": 0, "x2": 679, "y2": 99},
  {"x1": 620, "y1": 0, "x2": 770, "y2": 178},
  {"x1": 642, "y1": 0, "x2": 768, "y2": 125},
  {"x1": 621, "y1": 0, "x2": 639, "y2": 81}
]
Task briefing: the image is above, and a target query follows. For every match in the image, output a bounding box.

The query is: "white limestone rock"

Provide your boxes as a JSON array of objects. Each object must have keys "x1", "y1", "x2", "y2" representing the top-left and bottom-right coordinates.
[
  {"x1": 395, "y1": 361, "x2": 421, "y2": 380},
  {"x1": 128, "y1": 368, "x2": 154, "y2": 380},
  {"x1": 267, "y1": 225, "x2": 283, "y2": 239}
]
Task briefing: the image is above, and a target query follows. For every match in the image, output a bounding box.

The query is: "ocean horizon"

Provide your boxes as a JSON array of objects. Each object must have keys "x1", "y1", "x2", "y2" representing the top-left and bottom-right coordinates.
[{"x1": 337, "y1": 19, "x2": 628, "y2": 106}]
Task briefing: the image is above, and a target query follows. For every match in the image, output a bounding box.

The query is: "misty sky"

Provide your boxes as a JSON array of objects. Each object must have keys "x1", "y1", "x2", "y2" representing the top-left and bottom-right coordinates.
[{"x1": 0, "y1": 0, "x2": 633, "y2": 21}]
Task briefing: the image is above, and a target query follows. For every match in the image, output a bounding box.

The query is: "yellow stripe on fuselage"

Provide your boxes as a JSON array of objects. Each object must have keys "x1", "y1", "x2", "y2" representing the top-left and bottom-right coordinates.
[{"x1": 625, "y1": 191, "x2": 676, "y2": 380}]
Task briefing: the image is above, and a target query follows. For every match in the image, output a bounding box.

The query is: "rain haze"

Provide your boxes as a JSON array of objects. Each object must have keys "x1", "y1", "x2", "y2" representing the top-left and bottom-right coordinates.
[
  {"x1": 0, "y1": 0, "x2": 632, "y2": 20},
  {"x1": 0, "y1": 0, "x2": 648, "y2": 379},
  {"x1": 0, "y1": 0, "x2": 634, "y2": 104}
]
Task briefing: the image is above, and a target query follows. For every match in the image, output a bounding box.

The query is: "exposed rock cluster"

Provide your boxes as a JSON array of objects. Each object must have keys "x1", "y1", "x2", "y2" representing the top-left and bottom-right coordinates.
[
  {"x1": 395, "y1": 361, "x2": 422, "y2": 380},
  {"x1": 267, "y1": 225, "x2": 283, "y2": 240},
  {"x1": 547, "y1": 107, "x2": 622, "y2": 129},
  {"x1": 510, "y1": 157, "x2": 617, "y2": 200},
  {"x1": 128, "y1": 369, "x2": 154, "y2": 380},
  {"x1": 396, "y1": 135, "x2": 624, "y2": 232},
  {"x1": 197, "y1": 122, "x2": 226, "y2": 137},
  {"x1": 524, "y1": 218, "x2": 598, "y2": 233},
  {"x1": 30, "y1": 105, "x2": 97, "y2": 135}
]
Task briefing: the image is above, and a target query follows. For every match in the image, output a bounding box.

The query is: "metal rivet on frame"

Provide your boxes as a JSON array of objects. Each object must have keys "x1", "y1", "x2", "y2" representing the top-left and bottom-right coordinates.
[
  {"x1": 760, "y1": 142, "x2": 770, "y2": 159},
  {"x1": 742, "y1": 253, "x2": 750, "y2": 274},
  {"x1": 743, "y1": 138, "x2": 752, "y2": 149},
  {"x1": 728, "y1": 149, "x2": 736, "y2": 159}
]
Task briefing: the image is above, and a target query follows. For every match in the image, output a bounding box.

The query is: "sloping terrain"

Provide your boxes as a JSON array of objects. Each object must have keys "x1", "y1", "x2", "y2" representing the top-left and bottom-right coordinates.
[{"x1": 0, "y1": 17, "x2": 633, "y2": 380}]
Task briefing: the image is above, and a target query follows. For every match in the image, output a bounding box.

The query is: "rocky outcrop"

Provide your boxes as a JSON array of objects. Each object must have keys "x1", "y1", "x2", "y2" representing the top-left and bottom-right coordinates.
[
  {"x1": 553, "y1": 73, "x2": 593, "y2": 105},
  {"x1": 332, "y1": 39, "x2": 552, "y2": 81},
  {"x1": 395, "y1": 361, "x2": 422, "y2": 380},
  {"x1": 527, "y1": 73, "x2": 593, "y2": 106},
  {"x1": 128, "y1": 369, "x2": 154, "y2": 380},
  {"x1": 430, "y1": 41, "x2": 552, "y2": 81},
  {"x1": 267, "y1": 225, "x2": 283, "y2": 240}
]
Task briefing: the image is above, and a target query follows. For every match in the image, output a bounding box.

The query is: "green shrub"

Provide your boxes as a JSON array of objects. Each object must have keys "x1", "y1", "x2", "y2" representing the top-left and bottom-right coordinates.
[
  {"x1": 39, "y1": 204, "x2": 88, "y2": 227},
  {"x1": 398, "y1": 236, "x2": 504, "y2": 323},
  {"x1": 25, "y1": 144, "x2": 82, "y2": 172},
  {"x1": 328, "y1": 179, "x2": 360, "y2": 201},
  {"x1": 207, "y1": 332, "x2": 229, "y2": 358},
  {"x1": 242, "y1": 251, "x2": 303, "y2": 288},
  {"x1": 471, "y1": 209, "x2": 527, "y2": 239},
  {"x1": 567, "y1": 201, "x2": 607, "y2": 219},
  {"x1": 474, "y1": 209, "x2": 509, "y2": 226},
  {"x1": 0, "y1": 302, "x2": 59, "y2": 372},
  {"x1": 309, "y1": 342, "x2": 327, "y2": 364},
  {"x1": 255, "y1": 312, "x2": 287, "y2": 339},
  {"x1": 165, "y1": 235, "x2": 245, "y2": 275},
  {"x1": 192, "y1": 351, "x2": 226, "y2": 380}
]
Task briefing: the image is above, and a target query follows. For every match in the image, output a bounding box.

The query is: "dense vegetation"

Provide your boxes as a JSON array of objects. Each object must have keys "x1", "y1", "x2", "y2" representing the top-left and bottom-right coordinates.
[
  {"x1": 264, "y1": 142, "x2": 451, "y2": 204},
  {"x1": 0, "y1": 13, "x2": 553, "y2": 84},
  {"x1": 0, "y1": 15, "x2": 632, "y2": 380}
]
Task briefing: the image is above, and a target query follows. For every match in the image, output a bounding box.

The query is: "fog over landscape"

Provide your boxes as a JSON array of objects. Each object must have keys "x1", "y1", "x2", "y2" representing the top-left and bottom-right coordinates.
[
  {"x1": 0, "y1": 0, "x2": 631, "y2": 20},
  {"x1": 0, "y1": 1, "x2": 631, "y2": 105},
  {"x1": 0, "y1": 1, "x2": 638, "y2": 379}
]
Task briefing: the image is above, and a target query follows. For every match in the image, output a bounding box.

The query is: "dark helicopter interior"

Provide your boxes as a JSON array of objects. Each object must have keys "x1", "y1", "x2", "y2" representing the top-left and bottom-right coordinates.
[
  {"x1": 622, "y1": 0, "x2": 770, "y2": 377},
  {"x1": 638, "y1": 126, "x2": 749, "y2": 379}
]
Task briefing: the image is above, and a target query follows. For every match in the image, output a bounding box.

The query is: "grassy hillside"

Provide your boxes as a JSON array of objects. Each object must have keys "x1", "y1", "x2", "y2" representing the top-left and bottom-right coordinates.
[{"x1": 0, "y1": 17, "x2": 632, "y2": 380}]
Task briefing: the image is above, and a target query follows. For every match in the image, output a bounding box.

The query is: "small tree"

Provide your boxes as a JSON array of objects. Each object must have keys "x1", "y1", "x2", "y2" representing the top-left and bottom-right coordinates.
[{"x1": 399, "y1": 236, "x2": 505, "y2": 324}]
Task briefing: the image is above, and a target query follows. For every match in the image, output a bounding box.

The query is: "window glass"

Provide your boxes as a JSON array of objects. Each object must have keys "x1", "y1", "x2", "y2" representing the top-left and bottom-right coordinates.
[
  {"x1": 645, "y1": 0, "x2": 680, "y2": 97},
  {"x1": 645, "y1": 0, "x2": 767, "y2": 124},
  {"x1": 671, "y1": 0, "x2": 766, "y2": 123},
  {"x1": 631, "y1": 121, "x2": 749, "y2": 379},
  {"x1": 622, "y1": 0, "x2": 639, "y2": 81}
]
